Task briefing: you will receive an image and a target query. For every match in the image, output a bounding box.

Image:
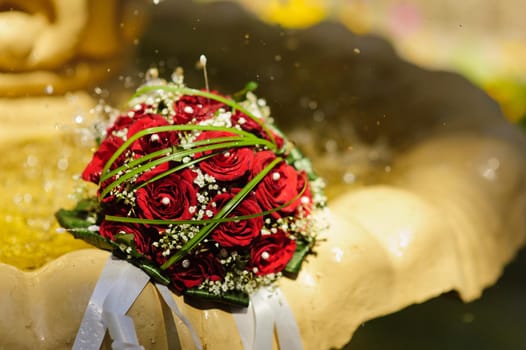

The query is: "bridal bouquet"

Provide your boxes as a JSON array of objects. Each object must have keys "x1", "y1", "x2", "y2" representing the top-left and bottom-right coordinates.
[{"x1": 56, "y1": 76, "x2": 326, "y2": 307}]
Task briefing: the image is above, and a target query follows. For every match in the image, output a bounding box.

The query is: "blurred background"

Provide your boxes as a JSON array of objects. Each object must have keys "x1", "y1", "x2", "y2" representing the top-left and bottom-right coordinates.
[
  {"x1": 211, "y1": 0, "x2": 526, "y2": 124},
  {"x1": 0, "y1": 0, "x2": 525, "y2": 348}
]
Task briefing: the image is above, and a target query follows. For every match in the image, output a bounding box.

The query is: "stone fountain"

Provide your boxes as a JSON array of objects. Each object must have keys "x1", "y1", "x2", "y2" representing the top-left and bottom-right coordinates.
[{"x1": 0, "y1": 1, "x2": 525, "y2": 349}]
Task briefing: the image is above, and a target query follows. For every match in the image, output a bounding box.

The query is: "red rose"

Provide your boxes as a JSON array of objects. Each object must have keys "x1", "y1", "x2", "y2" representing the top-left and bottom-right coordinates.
[
  {"x1": 136, "y1": 164, "x2": 198, "y2": 221},
  {"x1": 127, "y1": 114, "x2": 177, "y2": 155},
  {"x1": 173, "y1": 93, "x2": 224, "y2": 125},
  {"x1": 100, "y1": 195, "x2": 131, "y2": 216},
  {"x1": 231, "y1": 110, "x2": 284, "y2": 149},
  {"x1": 194, "y1": 131, "x2": 254, "y2": 183},
  {"x1": 106, "y1": 115, "x2": 133, "y2": 137},
  {"x1": 251, "y1": 151, "x2": 308, "y2": 219},
  {"x1": 99, "y1": 220, "x2": 160, "y2": 255},
  {"x1": 98, "y1": 219, "x2": 119, "y2": 241},
  {"x1": 207, "y1": 191, "x2": 263, "y2": 247},
  {"x1": 165, "y1": 251, "x2": 225, "y2": 292},
  {"x1": 106, "y1": 103, "x2": 153, "y2": 136},
  {"x1": 82, "y1": 134, "x2": 125, "y2": 184},
  {"x1": 248, "y1": 230, "x2": 296, "y2": 275}
]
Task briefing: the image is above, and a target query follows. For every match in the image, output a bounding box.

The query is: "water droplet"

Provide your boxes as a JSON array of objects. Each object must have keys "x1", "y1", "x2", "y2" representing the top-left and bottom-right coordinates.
[
  {"x1": 343, "y1": 172, "x2": 356, "y2": 184},
  {"x1": 23, "y1": 193, "x2": 33, "y2": 203},
  {"x1": 145, "y1": 67, "x2": 159, "y2": 81},
  {"x1": 44, "y1": 180, "x2": 54, "y2": 193},
  {"x1": 325, "y1": 139, "x2": 338, "y2": 153},
  {"x1": 488, "y1": 157, "x2": 500, "y2": 170},
  {"x1": 123, "y1": 76, "x2": 134, "y2": 88},
  {"x1": 25, "y1": 155, "x2": 38, "y2": 168},
  {"x1": 482, "y1": 168, "x2": 496, "y2": 181},
  {"x1": 480, "y1": 157, "x2": 500, "y2": 181},
  {"x1": 171, "y1": 67, "x2": 184, "y2": 84},
  {"x1": 313, "y1": 110, "x2": 325, "y2": 122},
  {"x1": 57, "y1": 158, "x2": 69, "y2": 171}
]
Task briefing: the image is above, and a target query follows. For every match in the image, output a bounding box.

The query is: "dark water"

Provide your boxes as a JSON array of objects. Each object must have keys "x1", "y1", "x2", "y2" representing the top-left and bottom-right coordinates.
[
  {"x1": 132, "y1": 1, "x2": 526, "y2": 348},
  {"x1": 347, "y1": 247, "x2": 526, "y2": 350}
]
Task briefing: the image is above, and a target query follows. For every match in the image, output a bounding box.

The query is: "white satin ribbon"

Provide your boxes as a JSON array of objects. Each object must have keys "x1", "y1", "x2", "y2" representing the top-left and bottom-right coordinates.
[
  {"x1": 73, "y1": 256, "x2": 204, "y2": 350},
  {"x1": 75, "y1": 257, "x2": 300, "y2": 350},
  {"x1": 155, "y1": 283, "x2": 203, "y2": 350},
  {"x1": 232, "y1": 287, "x2": 303, "y2": 350},
  {"x1": 73, "y1": 256, "x2": 149, "y2": 350},
  {"x1": 103, "y1": 312, "x2": 144, "y2": 350},
  {"x1": 101, "y1": 261, "x2": 150, "y2": 350}
]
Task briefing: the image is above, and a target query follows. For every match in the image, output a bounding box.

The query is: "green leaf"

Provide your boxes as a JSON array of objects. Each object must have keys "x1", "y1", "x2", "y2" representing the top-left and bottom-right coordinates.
[
  {"x1": 74, "y1": 197, "x2": 100, "y2": 212},
  {"x1": 286, "y1": 147, "x2": 319, "y2": 182},
  {"x1": 137, "y1": 262, "x2": 171, "y2": 285},
  {"x1": 284, "y1": 240, "x2": 311, "y2": 275},
  {"x1": 232, "y1": 81, "x2": 258, "y2": 101},
  {"x1": 101, "y1": 127, "x2": 270, "y2": 182},
  {"x1": 55, "y1": 208, "x2": 115, "y2": 251},
  {"x1": 132, "y1": 152, "x2": 216, "y2": 191},
  {"x1": 113, "y1": 233, "x2": 135, "y2": 246},
  {"x1": 184, "y1": 288, "x2": 249, "y2": 308}
]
